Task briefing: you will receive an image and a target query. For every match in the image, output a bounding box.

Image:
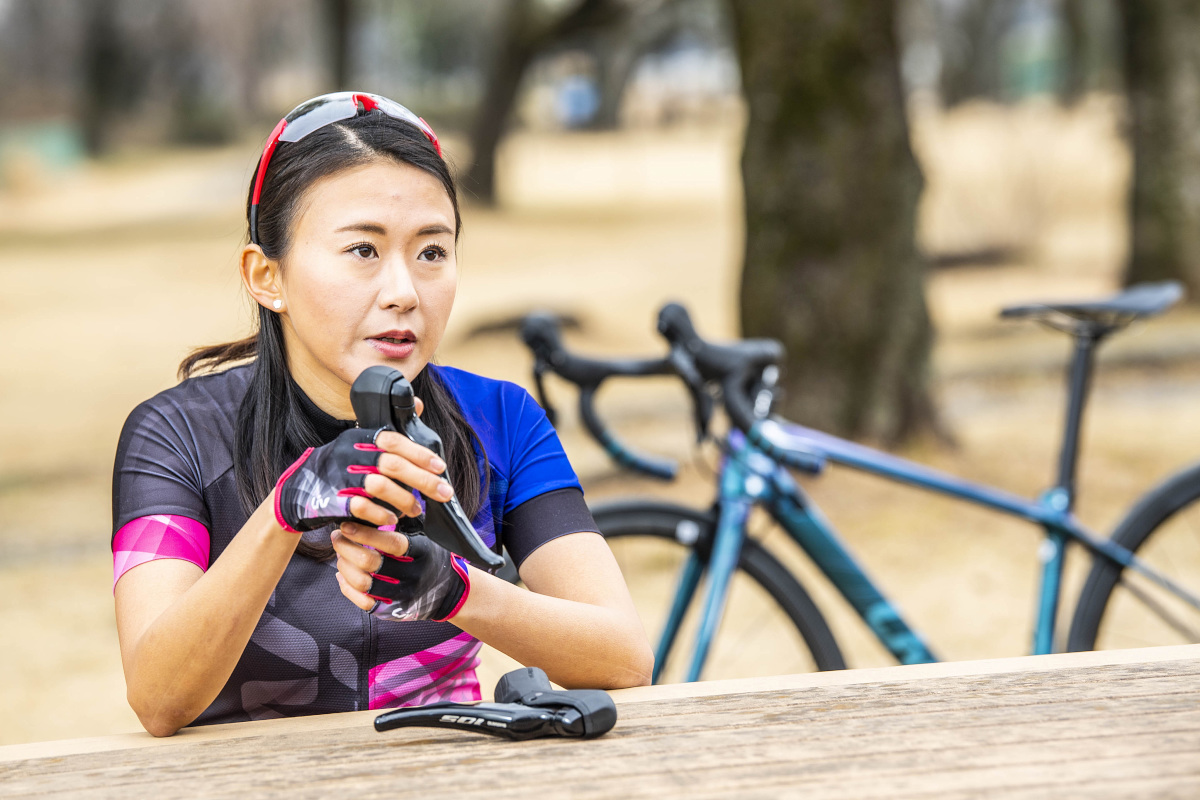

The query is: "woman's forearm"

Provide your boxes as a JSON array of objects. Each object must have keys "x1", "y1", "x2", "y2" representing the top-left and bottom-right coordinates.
[
  {"x1": 331, "y1": 527, "x2": 653, "y2": 690},
  {"x1": 119, "y1": 494, "x2": 298, "y2": 736},
  {"x1": 452, "y1": 568, "x2": 654, "y2": 690}
]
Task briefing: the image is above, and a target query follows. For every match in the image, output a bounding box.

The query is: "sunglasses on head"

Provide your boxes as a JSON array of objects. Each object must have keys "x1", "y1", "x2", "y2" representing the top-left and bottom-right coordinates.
[{"x1": 249, "y1": 91, "x2": 443, "y2": 246}]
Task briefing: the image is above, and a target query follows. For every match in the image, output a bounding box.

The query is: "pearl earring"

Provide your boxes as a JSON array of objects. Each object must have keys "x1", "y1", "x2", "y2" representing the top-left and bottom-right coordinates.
[{"x1": 272, "y1": 299, "x2": 283, "y2": 310}]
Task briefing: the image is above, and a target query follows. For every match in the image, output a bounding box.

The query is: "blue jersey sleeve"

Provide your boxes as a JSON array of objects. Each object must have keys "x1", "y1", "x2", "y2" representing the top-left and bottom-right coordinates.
[
  {"x1": 432, "y1": 366, "x2": 586, "y2": 561},
  {"x1": 434, "y1": 365, "x2": 582, "y2": 507},
  {"x1": 499, "y1": 384, "x2": 583, "y2": 512}
]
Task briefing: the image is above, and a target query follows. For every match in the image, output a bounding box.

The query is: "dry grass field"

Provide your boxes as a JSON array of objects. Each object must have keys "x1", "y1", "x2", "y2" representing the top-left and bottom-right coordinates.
[{"x1": 2, "y1": 98, "x2": 1198, "y2": 746}]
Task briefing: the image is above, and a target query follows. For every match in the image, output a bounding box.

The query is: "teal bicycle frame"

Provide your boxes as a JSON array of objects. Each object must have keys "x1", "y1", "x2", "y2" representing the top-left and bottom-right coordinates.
[{"x1": 656, "y1": 422, "x2": 1200, "y2": 684}]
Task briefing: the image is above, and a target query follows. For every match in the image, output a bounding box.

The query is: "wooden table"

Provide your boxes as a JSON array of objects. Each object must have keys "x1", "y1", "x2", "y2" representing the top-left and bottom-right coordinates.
[{"x1": 3, "y1": 645, "x2": 1198, "y2": 798}]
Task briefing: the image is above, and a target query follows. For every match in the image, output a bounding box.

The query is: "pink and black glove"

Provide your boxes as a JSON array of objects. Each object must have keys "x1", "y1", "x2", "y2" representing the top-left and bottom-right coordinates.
[
  {"x1": 366, "y1": 534, "x2": 470, "y2": 622},
  {"x1": 274, "y1": 427, "x2": 395, "y2": 533}
]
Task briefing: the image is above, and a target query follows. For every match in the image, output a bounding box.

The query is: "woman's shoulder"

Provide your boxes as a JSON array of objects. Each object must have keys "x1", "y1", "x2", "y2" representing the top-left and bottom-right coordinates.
[
  {"x1": 122, "y1": 364, "x2": 254, "y2": 438},
  {"x1": 429, "y1": 364, "x2": 538, "y2": 425},
  {"x1": 114, "y1": 365, "x2": 253, "y2": 505},
  {"x1": 429, "y1": 364, "x2": 565, "y2": 466},
  {"x1": 430, "y1": 364, "x2": 527, "y2": 400}
]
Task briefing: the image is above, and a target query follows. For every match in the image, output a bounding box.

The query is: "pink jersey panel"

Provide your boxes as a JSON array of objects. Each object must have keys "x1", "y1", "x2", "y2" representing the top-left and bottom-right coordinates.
[
  {"x1": 112, "y1": 514, "x2": 211, "y2": 591},
  {"x1": 368, "y1": 630, "x2": 482, "y2": 709}
]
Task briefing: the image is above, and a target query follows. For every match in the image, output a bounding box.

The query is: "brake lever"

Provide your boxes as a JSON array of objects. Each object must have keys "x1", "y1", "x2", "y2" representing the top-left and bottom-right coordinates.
[
  {"x1": 668, "y1": 345, "x2": 713, "y2": 443},
  {"x1": 374, "y1": 701, "x2": 585, "y2": 741},
  {"x1": 350, "y1": 366, "x2": 504, "y2": 571}
]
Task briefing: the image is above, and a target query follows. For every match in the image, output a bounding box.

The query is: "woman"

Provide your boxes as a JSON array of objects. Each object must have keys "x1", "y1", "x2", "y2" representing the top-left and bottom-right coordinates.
[{"x1": 112, "y1": 92, "x2": 653, "y2": 737}]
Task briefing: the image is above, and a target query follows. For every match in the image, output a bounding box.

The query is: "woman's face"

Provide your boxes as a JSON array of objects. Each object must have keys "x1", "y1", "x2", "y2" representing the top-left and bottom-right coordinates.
[{"x1": 276, "y1": 159, "x2": 458, "y2": 415}]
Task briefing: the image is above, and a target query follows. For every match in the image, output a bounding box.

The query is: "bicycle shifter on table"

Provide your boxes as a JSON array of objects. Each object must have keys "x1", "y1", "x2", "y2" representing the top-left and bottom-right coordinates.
[
  {"x1": 349, "y1": 366, "x2": 504, "y2": 571},
  {"x1": 374, "y1": 667, "x2": 617, "y2": 741}
]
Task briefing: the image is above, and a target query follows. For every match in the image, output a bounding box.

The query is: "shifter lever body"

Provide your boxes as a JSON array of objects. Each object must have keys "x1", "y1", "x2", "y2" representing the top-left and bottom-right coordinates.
[
  {"x1": 374, "y1": 667, "x2": 617, "y2": 741},
  {"x1": 349, "y1": 366, "x2": 504, "y2": 571}
]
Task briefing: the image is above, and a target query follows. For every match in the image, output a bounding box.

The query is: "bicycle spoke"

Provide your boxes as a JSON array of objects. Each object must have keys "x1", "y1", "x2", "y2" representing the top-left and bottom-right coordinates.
[
  {"x1": 599, "y1": 506, "x2": 838, "y2": 682},
  {"x1": 1116, "y1": 574, "x2": 1200, "y2": 642},
  {"x1": 1080, "y1": 467, "x2": 1200, "y2": 652},
  {"x1": 716, "y1": 583, "x2": 814, "y2": 674}
]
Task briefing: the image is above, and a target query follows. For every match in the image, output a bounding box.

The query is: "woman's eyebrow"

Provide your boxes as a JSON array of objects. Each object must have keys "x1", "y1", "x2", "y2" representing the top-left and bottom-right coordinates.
[
  {"x1": 335, "y1": 222, "x2": 388, "y2": 235},
  {"x1": 333, "y1": 222, "x2": 452, "y2": 237}
]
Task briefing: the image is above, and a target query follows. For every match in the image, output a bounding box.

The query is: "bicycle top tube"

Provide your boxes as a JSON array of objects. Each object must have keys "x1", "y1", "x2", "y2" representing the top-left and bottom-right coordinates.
[{"x1": 758, "y1": 421, "x2": 1062, "y2": 524}]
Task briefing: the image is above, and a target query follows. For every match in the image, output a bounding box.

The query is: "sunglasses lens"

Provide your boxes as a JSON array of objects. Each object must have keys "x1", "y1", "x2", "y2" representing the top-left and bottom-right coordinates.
[
  {"x1": 372, "y1": 96, "x2": 424, "y2": 132},
  {"x1": 279, "y1": 94, "x2": 358, "y2": 142}
]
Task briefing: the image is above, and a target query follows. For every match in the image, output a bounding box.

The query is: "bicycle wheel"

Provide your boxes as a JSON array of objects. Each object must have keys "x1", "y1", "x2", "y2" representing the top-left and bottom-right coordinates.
[
  {"x1": 1068, "y1": 460, "x2": 1200, "y2": 652},
  {"x1": 593, "y1": 499, "x2": 845, "y2": 682}
]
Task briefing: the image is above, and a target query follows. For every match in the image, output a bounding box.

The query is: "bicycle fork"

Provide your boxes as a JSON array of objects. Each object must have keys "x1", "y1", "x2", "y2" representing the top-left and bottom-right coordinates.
[{"x1": 654, "y1": 458, "x2": 755, "y2": 684}]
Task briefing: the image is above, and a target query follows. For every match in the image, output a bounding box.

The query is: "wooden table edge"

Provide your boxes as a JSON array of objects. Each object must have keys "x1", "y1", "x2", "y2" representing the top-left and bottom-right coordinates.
[{"x1": 4, "y1": 643, "x2": 1197, "y2": 764}]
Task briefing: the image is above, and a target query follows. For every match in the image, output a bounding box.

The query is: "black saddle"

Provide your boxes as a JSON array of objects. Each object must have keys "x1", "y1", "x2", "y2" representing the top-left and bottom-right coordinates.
[{"x1": 999, "y1": 281, "x2": 1183, "y2": 335}]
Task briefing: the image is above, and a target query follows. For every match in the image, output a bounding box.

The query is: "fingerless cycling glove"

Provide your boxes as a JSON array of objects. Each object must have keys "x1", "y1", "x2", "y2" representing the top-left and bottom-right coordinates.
[
  {"x1": 274, "y1": 427, "x2": 395, "y2": 533},
  {"x1": 366, "y1": 533, "x2": 471, "y2": 622}
]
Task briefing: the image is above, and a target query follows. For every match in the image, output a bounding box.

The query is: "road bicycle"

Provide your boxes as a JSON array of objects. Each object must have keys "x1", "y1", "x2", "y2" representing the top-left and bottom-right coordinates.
[{"x1": 520, "y1": 282, "x2": 1200, "y2": 684}]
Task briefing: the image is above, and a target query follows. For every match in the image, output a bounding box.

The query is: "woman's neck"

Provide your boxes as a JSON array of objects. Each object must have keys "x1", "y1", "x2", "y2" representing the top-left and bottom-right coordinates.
[{"x1": 286, "y1": 357, "x2": 355, "y2": 421}]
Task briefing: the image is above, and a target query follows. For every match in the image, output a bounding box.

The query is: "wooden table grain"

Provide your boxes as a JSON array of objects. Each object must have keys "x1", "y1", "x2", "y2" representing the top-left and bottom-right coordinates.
[{"x1": 3, "y1": 645, "x2": 1198, "y2": 799}]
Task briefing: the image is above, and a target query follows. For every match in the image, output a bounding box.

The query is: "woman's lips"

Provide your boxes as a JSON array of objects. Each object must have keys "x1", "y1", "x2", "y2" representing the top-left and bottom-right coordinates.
[{"x1": 367, "y1": 332, "x2": 417, "y2": 359}]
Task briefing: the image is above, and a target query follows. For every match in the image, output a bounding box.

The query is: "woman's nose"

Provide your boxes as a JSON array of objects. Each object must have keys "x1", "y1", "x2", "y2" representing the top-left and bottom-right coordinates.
[{"x1": 379, "y1": 259, "x2": 419, "y2": 311}]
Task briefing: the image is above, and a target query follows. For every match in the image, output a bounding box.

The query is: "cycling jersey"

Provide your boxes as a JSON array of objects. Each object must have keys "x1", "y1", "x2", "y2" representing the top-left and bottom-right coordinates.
[{"x1": 111, "y1": 363, "x2": 596, "y2": 725}]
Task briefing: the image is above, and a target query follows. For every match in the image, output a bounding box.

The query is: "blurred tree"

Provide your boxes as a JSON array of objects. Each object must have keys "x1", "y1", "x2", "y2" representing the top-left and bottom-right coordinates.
[
  {"x1": 0, "y1": 0, "x2": 84, "y2": 121},
  {"x1": 1060, "y1": 0, "x2": 1121, "y2": 101},
  {"x1": 80, "y1": 0, "x2": 122, "y2": 154},
  {"x1": 729, "y1": 1, "x2": 937, "y2": 443},
  {"x1": 161, "y1": 3, "x2": 238, "y2": 145},
  {"x1": 587, "y1": 0, "x2": 712, "y2": 130},
  {"x1": 463, "y1": 0, "x2": 702, "y2": 201},
  {"x1": 937, "y1": 0, "x2": 1007, "y2": 105},
  {"x1": 933, "y1": 0, "x2": 1120, "y2": 107},
  {"x1": 323, "y1": 0, "x2": 356, "y2": 90},
  {"x1": 464, "y1": 0, "x2": 629, "y2": 203},
  {"x1": 1121, "y1": 0, "x2": 1200, "y2": 295}
]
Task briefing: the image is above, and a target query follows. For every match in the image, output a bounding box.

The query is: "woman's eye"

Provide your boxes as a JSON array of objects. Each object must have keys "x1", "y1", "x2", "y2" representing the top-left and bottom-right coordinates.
[
  {"x1": 418, "y1": 245, "x2": 448, "y2": 262},
  {"x1": 348, "y1": 243, "x2": 377, "y2": 259}
]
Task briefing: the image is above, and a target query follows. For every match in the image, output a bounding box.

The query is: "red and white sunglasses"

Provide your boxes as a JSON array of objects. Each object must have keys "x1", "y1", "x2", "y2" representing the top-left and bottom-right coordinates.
[{"x1": 249, "y1": 91, "x2": 443, "y2": 246}]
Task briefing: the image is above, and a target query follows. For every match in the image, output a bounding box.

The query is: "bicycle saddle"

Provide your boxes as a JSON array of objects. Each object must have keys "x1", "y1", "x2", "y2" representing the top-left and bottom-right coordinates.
[{"x1": 999, "y1": 281, "x2": 1183, "y2": 333}]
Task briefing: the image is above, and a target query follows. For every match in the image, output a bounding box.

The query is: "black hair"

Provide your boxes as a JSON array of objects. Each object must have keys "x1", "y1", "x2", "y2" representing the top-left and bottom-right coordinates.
[{"x1": 180, "y1": 111, "x2": 485, "y2": 560}]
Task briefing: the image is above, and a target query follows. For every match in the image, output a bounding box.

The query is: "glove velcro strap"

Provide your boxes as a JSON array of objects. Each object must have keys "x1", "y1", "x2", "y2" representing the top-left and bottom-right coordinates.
[{"x1": 437, "y1": 556, "x2": 471, "y2": 621}]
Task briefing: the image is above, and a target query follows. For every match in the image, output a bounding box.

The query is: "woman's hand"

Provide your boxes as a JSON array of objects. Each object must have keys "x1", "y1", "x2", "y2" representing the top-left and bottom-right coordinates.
[
  {"x1": 331, "y1": 523, "x2": 470, "y2": 622},
  {"x1": 273, "y1": 427, "x2": 455, "y2": 533}
]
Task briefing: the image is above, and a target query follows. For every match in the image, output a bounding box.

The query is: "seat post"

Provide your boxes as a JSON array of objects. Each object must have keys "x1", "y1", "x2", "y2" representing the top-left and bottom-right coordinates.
[{"x1": 1055, "y1": 329, "x2": 1104, "y2": 507}]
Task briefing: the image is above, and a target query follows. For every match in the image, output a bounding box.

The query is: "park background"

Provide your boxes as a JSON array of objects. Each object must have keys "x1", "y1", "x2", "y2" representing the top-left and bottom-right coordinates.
[{"x1": 2, "y1": 0, "x2": 1199, "y2": 745}]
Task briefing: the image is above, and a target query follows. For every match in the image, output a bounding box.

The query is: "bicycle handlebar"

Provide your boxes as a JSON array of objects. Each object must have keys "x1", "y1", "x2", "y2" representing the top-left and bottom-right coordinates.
[
  {"x1": 519, "y1": 306, "x2": 824, "y2": 479},
  {"x1": 520, "y1": 312, "x2": 681, "y2": 480}
]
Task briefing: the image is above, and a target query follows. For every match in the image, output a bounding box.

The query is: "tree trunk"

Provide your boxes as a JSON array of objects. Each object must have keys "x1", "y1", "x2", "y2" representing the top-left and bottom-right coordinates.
[
  {"x1": 729, "y1": 0, "x2": 937, "y2": 444},
  {"x1": 588, "y1": 1, "x2": 683, "y2": 130},
  {"x1": 1061, "y1": 0, "x2": 1122, "y2": 103},
  {"x1": 80, "y1": 0, "x2": 122, "y2": 155},
  {"x1": 1121, "y1": 0, "x2": 1200, "y2": 295},
  {"x1": 462, "y1": 0, "x2": 543, "y2": 203},
  {"x1": 324, "y1": 0, "x2": 355, "y2": 90},
  {"x1": 463, "y1": 0, "x2": 628, "y2": 204},
  {"x1": 937, "y1": 0, "x2": 1006, "y2": 107}
]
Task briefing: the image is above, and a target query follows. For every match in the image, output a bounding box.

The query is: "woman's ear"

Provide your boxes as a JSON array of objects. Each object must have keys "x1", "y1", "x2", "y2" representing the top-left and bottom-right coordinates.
[{"x1": 241, "y1": 244, "x2": 285, "y2": 312}]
